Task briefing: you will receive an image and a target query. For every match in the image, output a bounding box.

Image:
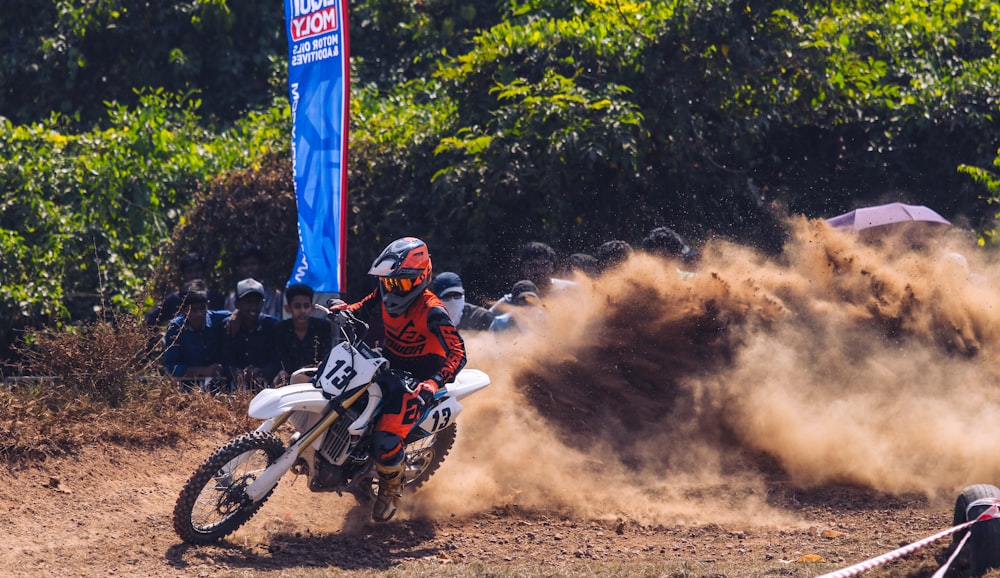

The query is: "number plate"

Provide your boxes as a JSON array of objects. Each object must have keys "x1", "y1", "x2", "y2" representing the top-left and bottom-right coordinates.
[
  {"x1": 417, "y1": 396, "x2": 463, "y2": 434},
  {"x1": 317, "y1": 342, "x2": 386, "y2": 396}
]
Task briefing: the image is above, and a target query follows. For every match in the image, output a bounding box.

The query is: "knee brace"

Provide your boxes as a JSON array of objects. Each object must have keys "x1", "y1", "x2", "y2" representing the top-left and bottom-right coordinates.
[{"x1": 372, "y1": 430, "x2": 404, "y2": 467}]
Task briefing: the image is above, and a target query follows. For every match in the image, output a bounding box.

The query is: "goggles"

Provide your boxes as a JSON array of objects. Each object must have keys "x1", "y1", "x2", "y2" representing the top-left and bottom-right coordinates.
[{"x1": 380, "y1": 276, "x2": 417, "y2": 295}]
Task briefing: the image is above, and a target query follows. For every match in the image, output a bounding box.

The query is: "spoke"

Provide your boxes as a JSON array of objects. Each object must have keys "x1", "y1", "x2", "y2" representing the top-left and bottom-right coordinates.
[{"x1": 189, "y1": 450, "x2": 270, "y2": 530}]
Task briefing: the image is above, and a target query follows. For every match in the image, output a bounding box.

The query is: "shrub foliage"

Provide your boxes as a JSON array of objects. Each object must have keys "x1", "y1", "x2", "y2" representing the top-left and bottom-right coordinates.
[
  {"x1": 3, "y1": 0, "x2": 1000, "y2": 367},
  {"x1": 14, "y1": 311, "x2": 156, "y2": 407}
]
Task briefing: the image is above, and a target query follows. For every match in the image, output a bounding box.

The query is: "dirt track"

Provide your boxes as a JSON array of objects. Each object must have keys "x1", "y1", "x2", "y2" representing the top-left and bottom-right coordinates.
[{"x1": 0, "y1": 430, "x2": 975, "y2": 578}]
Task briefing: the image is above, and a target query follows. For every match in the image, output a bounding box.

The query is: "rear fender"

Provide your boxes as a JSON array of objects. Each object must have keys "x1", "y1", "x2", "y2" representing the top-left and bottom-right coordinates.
[
  {"x1": 414, "y1": 395, "x2": 463, "y2": 437},
  {"x1": 408, "y1": 369, "x2": 487, "y2": 437},
  {"x1": 447, "y1": 368, "x2": 490, "y2": 401}
]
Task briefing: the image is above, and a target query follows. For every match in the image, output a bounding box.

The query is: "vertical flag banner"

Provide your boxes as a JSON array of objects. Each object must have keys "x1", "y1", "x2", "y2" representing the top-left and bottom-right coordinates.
[{"x1": 284, "y1": 0, "x2": 350, "y2": 293}]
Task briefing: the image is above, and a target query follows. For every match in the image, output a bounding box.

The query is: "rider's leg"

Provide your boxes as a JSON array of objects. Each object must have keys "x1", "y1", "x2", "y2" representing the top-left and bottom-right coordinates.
[
  {"x1": 369, "y1": 372, "x2": 426, "y2": 522},
  {"x1": 371, "y1": 430, "x2": 405, "y2": 522}
]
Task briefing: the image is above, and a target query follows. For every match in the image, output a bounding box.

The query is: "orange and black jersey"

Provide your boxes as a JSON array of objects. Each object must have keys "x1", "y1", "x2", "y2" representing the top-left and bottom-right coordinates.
[{"x1": 349, "y1": 289, "x2": 466, "y2": 386}]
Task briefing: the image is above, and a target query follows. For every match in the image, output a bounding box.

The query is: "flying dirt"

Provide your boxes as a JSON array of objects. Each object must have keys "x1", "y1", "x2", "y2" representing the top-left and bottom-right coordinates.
[{"x1": 412, "y1": 216, "x2": 1000, "y2": 529}]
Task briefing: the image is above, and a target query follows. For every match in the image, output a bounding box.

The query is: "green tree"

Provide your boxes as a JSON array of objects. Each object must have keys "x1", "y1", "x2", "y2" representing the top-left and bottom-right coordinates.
[
  {"x1": 0, "y1": 0, "x2": 287, "y2": 127},
  {"x1": 0, "y1": 90, "x2": 288, "y2": 361}
]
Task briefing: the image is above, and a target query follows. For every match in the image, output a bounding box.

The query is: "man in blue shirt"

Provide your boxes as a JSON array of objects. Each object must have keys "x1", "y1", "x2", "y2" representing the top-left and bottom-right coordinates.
[{"x1": 162, "y1": 280, "x2": 230, "y2": 385}]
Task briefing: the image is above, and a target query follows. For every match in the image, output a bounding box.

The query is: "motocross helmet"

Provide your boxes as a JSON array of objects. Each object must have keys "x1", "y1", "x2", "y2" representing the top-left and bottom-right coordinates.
[{"x1": 368, "y1": 237, "x2": 432, "y2": 316}]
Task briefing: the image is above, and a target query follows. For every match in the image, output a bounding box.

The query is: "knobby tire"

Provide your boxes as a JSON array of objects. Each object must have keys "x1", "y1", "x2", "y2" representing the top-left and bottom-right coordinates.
[
  {"x1": 950, "y1": 483, "x2": 1000, "y2": 577},
  {"x1": 403, "y1": 423, "x2": 457, "y2": 491},
  {"x1": 173, "y1": 431, "x2": 286, "y2": 545}
]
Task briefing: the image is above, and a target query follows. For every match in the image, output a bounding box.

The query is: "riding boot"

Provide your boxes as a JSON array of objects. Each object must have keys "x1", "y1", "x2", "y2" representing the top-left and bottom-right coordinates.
[{"x1": 372, "y1": 462, "x2": 405, "y2": 523}]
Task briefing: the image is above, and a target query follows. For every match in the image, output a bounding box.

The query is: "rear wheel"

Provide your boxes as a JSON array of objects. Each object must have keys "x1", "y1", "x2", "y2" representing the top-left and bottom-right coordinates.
[
  {"x1": 366, "y1": 424, "x2": 457, "y2": 501},
  {"x1": 950, "y1": 484, "x2": 1000, "y2": 577},
  {"x1": 173, "y1": 431, "x2": 286, "y2": 545},
  {"x1": 403, "y1": 424, "x2": 457, "y2": 491}
]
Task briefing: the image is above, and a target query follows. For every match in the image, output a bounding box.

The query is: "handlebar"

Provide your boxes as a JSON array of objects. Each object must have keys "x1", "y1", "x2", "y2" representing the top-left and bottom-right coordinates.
[{"x1": 316, "y1": 302, "x2": 369, "y2": 347}]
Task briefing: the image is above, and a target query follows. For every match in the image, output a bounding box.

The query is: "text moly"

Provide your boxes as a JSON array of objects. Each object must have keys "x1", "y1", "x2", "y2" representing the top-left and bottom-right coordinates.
[
  {"x1": 290, "y1": 0, "x2": 337, "y2": 18},
  {"x1": 291, "y1": 6, "x2": 338, "y2": 41}
]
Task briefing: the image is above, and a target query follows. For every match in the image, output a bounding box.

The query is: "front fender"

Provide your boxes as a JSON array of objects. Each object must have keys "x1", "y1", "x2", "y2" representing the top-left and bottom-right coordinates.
[{"x1": 248, "y1": 383, "x2": 329, "y2": 419}]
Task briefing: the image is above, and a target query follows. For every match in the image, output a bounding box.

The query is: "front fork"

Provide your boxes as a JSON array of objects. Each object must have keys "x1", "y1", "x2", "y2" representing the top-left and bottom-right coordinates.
[{"x1": 254, "y1": 411, "x2": 292, "y2": 434}]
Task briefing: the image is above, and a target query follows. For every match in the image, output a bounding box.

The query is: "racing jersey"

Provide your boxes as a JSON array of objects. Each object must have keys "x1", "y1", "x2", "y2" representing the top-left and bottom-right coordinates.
[{"x1": 349, "y1": 289, "x2": 466, "y2": 386}]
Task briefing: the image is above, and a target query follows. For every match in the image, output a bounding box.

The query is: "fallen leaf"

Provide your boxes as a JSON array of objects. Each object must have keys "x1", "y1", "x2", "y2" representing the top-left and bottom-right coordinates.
[{"x1": 796, "y1": 554, "x2": 826, "y2": 563}]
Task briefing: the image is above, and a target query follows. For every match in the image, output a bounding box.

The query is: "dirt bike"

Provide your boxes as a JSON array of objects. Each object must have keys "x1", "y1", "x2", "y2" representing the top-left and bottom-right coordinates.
[{"x1": 172, "y1": 307, "x2": 490, "y2": 545}]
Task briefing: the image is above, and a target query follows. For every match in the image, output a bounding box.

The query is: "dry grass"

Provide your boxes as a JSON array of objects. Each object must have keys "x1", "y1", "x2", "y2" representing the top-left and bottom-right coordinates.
[
  {"x1": 14, "y1": 309, "x2": 160, "y2": 407},
  {"x1": 3, "y1": 311, "x2": 256, "y2": 465},
  {"x1": 0, "y1": 379, "x2": 256, "y2": 465}
]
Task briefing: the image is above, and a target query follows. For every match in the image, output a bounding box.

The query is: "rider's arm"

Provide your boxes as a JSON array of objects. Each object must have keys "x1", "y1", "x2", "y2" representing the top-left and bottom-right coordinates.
[
  {"x1": 347, "y1": 289, "x2": 382, "y2": 314},
  {"x1": 426, "y1": 307, "x2": 466, "y2": 386}
]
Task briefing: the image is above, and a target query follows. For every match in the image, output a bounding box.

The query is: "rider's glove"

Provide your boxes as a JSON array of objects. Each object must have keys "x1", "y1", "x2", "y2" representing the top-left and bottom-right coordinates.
[
  {"x1": 415, "y1": 379, "x2": 438, "y2": 407},
  {"x1": 326, "y1": 298, "x2": 348, "y2": 312}
]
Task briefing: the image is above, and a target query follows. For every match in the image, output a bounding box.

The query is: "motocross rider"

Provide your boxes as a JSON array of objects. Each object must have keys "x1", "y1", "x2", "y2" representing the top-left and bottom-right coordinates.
[{"x1": 328, "y1": 237, "x2": 466, "y2": 522}]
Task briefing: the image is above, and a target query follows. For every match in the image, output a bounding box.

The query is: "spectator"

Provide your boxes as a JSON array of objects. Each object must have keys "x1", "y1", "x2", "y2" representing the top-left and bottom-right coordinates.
[
  {"x1": 162, "y1": 279, "x2": 229, "y2": 388},
  {"x1": 273, "y1": 283, "x2": 333, "y2": 386},
  {"x1": 224, "y1": 244, "x2": 284, "y2": 319},
  {"x1": 223, "y1": 278, "x2": 281, "y2": 391},
  {"x1": 145, "y1": 252, "x2": 225, "y2": 327},
  {"x1": 641, "y1": 227, "x2": 700, "y2": 279},
  {"x1": 641, "y1": 226, "x2": 700, "y2": 263},
  {"x1": 430, "y1": 272, "x2": 495, "y2": 331},
  {"x1": 594, "y1": 240, "x2": 633, "y2": 274},
  {"x1": 491, "y1": 241, "x2": 575, "y2": 312},
  {"x1": 566, "y1": 252, "x2": 599, "y2": 278},
  {"x1": 490, "y1": 280, "x2": 544, "y2": 333}
]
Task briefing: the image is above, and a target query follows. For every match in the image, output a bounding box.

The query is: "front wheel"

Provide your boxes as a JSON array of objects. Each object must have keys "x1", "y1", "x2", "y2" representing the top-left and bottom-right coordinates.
[{"x1": 173, "y1": 431, "x2": 286, "y2": 545}]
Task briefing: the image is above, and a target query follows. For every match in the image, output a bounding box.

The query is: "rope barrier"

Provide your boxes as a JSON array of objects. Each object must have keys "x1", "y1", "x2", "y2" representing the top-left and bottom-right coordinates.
[
  {"x1": 814, "y1": 501, "x2": 1000, "y2": 578},
  {"x1": 930, "y1": 530, "x2": 970, "y2": 578}
]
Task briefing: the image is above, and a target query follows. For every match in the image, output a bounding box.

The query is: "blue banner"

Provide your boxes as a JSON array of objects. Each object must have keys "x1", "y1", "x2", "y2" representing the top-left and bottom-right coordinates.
[{"x1": 284, "y1": 0, "x2": 350, "y2": 293}]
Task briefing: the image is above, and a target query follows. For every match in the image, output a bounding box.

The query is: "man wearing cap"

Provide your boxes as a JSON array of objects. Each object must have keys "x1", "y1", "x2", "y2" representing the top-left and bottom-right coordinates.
[
  {"x1": 222, "y1": 278, "x2": 280, "y2": 391},
  {"x1": 429, "y1": 272, "x2": 495, "y2": 332},
  {"x1": 163, "y1": 279, "x2": 230, "y2": 382},
  {"x1": 224, "y1": 244, "x2": 284, "y2": 319},
  {"x1": 489, "y1": 280, "x2": 543, "y2": 332},
  {"x1": 490, "y1": 241, "x2": 576, "y2": 313}
]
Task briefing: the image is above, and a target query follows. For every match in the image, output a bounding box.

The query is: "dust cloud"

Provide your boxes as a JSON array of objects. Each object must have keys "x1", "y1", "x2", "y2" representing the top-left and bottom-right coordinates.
[{"x1": 415, "y1": 217, "x2": 1000, "y2": 527}]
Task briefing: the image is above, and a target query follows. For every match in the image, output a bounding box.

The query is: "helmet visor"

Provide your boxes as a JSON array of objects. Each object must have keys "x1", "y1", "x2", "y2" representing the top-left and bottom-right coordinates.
[{"x1": 381, "y1": 276, "x2": 416, "y2": 295}]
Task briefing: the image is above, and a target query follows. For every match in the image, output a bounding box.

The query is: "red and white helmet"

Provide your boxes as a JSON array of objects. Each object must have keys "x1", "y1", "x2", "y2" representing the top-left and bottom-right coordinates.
[{"x1": 368, "y1": 237, "x2": 432, "y2": 316}]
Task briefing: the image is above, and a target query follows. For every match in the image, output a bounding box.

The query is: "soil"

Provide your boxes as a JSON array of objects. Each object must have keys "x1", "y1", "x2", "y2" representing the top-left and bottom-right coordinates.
[{"x1": 0, "y1": 430, "x2": 990, "y2": 578}]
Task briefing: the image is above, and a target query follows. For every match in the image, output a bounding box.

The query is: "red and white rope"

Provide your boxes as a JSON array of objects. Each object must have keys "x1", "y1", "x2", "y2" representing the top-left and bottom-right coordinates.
[
  {"x1": 931, "y1": 530, "x2": 971, "y2": 578},
  {"x1": 814, "y1": 502, "x2": 1000, "y2": 578}
]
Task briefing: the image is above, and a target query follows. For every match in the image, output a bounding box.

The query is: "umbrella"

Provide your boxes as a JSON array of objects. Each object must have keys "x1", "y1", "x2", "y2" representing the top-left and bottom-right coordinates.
[{"x1": 826, "y1": 202, "x2": 950, "y2": 232}]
